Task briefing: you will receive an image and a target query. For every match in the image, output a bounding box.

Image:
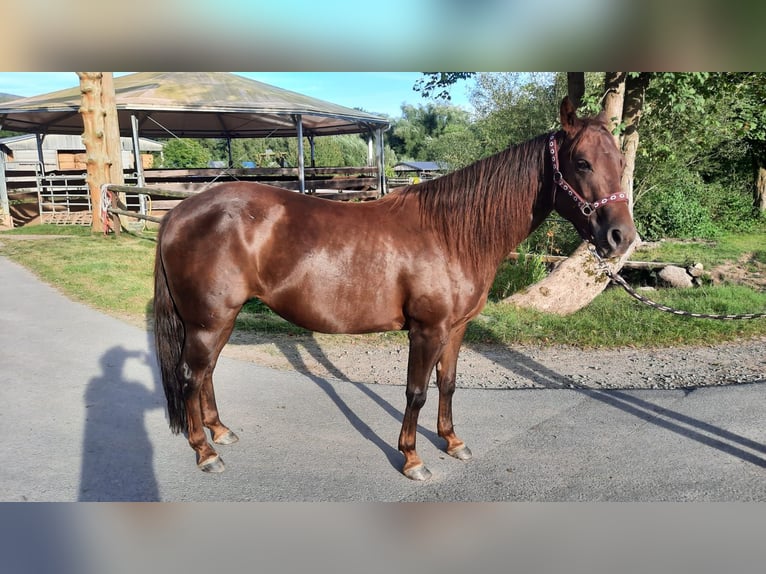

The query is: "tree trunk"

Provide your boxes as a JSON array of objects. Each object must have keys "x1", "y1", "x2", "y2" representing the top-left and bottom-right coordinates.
[
  {"x1": 77, "y1": 72, "x2": 123, "y2": 233},
  {"x1": 503, "y1": 72, "x2": 644, "y2": 316},
  {"x1": 503, "y1": 242, "x2": 637, "y2": 314},
  {"x1": 603, "y1": 72, "x2": 627, "y2": 146},
  {"x1": 567, "y1": 72, "x2": 585, "y2": 108},
  {"x1": 619, "y1": 73, "x2": 650, "y2": 214}
]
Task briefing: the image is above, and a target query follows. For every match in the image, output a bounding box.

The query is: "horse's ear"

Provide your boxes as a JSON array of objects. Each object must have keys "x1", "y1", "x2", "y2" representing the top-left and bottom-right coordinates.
[{"x1": 559, "y1": 96, "x2": 580, "y2": 136}]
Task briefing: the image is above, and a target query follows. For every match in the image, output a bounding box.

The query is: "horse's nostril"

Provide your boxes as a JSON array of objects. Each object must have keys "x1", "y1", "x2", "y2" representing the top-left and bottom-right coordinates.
[{"x1": 608, "y1": 228, "x2": 623, "y2": 249}]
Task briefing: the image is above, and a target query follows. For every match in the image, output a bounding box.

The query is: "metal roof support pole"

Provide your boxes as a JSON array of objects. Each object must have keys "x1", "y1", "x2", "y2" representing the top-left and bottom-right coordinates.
[
  {"x1": 226, "y1": 138, "x2": 233, "y2": 168},
  {"x1": 130, "y1": 114, "x2": 145, "y2": 187},
  {"x1": 294, "y1": 114, "x2": 305, "y2": 194},
  {"x1": 308, "y1": 135, "x2": 316, "y2": 168},
  {"x1": 35, "y1": 133, "x2": 45, "y2": 174},
  {"x1": 375, "y1": 127, "x2": 386, "y2": 195}
]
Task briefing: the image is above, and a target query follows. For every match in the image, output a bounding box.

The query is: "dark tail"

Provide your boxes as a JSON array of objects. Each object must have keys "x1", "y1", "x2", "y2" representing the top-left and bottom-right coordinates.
[{"x1": 153, "y1": 234, "x2": 187, "y2": 434}]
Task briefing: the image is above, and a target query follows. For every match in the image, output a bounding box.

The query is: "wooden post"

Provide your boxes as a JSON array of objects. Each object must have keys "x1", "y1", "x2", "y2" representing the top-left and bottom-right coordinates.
[
  {"x1": 77, "y1": 72, "x2": 123, "y2": 233},
  {"x1": 0, "y1": 153, "x2": 11, "y2": 228}
]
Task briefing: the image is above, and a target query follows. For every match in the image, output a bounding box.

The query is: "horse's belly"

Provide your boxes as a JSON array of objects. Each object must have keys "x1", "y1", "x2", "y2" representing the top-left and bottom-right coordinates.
[{"x1": 265, "y1": 291, "x2": 405, "y2": 335}]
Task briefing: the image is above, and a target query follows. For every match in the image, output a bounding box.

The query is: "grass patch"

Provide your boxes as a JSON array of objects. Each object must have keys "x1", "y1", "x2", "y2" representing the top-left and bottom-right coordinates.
[
  {"x1": 2, "y1": 225, "x2": 766, "y2": 348},
  {"x1": 0, "y1": 224, "x2": 93, "y2": 236},
  {"x1": 0, "y1": 229, "x2": 157, "y2": 321},
  {"x1": 236, "y1": 299, "x2": 310, "y2": 335},
  {"x1": 489, "y1": 248, "x2": 548, "y2": 300},
  {"x1": 469, "y1": 285, "x2": 766, "y2": 347},
  {"x1": 632, "y1": 226, "x2": 766, "y2": 269}
]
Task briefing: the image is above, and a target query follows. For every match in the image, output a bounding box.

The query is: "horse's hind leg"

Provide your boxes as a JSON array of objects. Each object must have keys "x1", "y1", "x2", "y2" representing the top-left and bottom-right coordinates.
[
  {"x1": 435, "y1": 325, "x2": 472, "y2": 461},
  {"x1": 200, "y1": 344, "x2": 239, "y2": 446},
  {"x1": 181, "y1": 318, "x2": 238, "y2": 473}
]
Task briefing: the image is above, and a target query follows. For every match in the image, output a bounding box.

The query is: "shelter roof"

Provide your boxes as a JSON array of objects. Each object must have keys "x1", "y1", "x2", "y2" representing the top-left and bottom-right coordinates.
[
  {"x1": 393, "y1": 161, "x2": 447, "y2": 172},
  {"x1": 0, "y1": 72, "x2": 389, "y2": 138}
]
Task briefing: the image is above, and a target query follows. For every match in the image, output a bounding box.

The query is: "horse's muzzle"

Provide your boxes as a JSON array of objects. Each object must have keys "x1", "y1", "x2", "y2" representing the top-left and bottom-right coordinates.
[{"x1": 596, "y1": 220, "x2": 636, "y2": 258}]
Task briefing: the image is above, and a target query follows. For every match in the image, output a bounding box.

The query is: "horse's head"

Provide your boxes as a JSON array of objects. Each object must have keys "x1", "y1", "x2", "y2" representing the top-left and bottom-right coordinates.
[{"x1": 551, "y1": 97, "x2": 637, "y2": 258}]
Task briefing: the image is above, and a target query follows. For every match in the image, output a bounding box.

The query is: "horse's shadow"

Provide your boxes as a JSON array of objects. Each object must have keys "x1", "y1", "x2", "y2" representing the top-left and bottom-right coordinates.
[
  {"x1": 464, "y1": 322, "x2": 766, "y2": 468},
  {"x1": 269, "y1": 336, "x2": 444, "y2": 472},
  {"x1": 256, "y1": 326, "x2": 766, "y2": 472}
]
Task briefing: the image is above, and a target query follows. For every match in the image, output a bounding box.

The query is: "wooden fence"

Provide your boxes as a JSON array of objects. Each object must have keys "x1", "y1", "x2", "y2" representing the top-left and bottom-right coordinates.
[{"x1": 5, "y1": 165, "x2": 384, "y2": 228}]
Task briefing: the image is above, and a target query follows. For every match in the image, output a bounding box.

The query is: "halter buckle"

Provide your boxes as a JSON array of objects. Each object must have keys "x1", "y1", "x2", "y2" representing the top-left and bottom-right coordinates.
[{"x1": 580, "y1": 204, "x2": 594, "y2": 217}]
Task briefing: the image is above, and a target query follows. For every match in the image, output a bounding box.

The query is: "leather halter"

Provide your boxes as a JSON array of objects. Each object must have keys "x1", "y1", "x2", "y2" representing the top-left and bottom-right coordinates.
[{"x1": 548, "y1": 132, "x2": 628, "y2": 217}]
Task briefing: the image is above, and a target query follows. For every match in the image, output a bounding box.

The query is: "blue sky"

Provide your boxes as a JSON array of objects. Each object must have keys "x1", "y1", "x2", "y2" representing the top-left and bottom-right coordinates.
[{"x1": 0, "y1": 72, "x2": 474, "y2": 119}]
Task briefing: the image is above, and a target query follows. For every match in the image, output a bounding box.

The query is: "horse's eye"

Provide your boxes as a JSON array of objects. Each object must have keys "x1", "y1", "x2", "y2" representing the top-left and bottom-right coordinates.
[{"x1": 575, "y1": 159, "x2": 591, "y2": 172}]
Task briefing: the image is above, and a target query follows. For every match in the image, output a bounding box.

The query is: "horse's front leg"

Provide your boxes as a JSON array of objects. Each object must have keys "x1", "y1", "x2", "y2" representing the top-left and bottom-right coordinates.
[
  {"x1": 435, "y1": 324, "x2": 472, "y2": 461},
  {"x1": 398, "y1": 323, "x2": 446, "y2": 481}
]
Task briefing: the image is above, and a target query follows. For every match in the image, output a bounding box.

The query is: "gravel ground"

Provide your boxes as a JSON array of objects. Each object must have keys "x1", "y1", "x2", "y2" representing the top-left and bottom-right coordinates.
[{"x1": 223, "y1": 332, "x2": 766, "y2": 391}]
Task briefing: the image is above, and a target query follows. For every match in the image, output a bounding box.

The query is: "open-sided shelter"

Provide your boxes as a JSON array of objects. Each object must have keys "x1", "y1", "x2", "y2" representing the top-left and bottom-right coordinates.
[{"x1": 0, "y1": 72, "x2": 390, "y2": 226}]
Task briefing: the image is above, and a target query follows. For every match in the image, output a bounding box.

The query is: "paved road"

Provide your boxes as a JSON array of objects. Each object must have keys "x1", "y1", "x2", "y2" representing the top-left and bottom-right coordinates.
[{"x1": 1, "y1": 255, "x2": 765, "y2": 501}]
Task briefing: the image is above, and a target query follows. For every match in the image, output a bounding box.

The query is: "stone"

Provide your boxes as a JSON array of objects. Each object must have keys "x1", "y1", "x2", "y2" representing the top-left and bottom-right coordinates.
[
  {"x1": 658, "y1": 265, "x2": 693, "y2": 288},
  {"x1": 687, "y1": 262, "x2": 705, "y2": 277}
]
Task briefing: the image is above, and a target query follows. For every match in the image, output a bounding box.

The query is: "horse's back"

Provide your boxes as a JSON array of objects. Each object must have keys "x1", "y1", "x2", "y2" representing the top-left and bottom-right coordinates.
[{"x1": 157, "y1": 182, "x2": 416, "y2": 333}]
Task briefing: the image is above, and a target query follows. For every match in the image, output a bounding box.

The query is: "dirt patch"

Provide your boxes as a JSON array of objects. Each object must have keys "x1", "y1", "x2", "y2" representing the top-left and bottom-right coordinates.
[
  {"x1": 710, "y1": 252, "x2": 766, "y2": 291},
  {"x1": 222, "y1": 331, "x2": 766, "y2": 391}
]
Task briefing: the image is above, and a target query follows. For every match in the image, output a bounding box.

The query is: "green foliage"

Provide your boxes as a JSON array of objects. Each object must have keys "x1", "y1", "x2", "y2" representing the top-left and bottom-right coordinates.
[
  {"x1": 161, "y1": 138, "x2": 212, "y2": 168},
  {"x1": 237, "y1": 299, "x2": 309, "y2": 335},
  {"x1": 635, "y1": 176, "x2": 718, "y2": 240},
  {"x1": 631, "y1": 226, "x2": 766, "y2": 269},
  {"x1": 188, "y1": 134, "x2": 378, "y2": 169},
  {"x1": 388, "y1": 102, "x2": 473, "y2": 162},
  {"x1": 413, "y1": 73, "x2": 476, "y2": 100},
  {"x1": 488, "y1": 247, "x2": 548, "y2": 301},
  {"x1": 421, "y1": 123, "x2": 483, "y2": 170},
  {"x1": 468, "y1": 285, "x2": 766, "y2": 348},
  {"x1": 632, "y1": 72, "x2": 765, "y2": 238},
  {"x1": 470, "y1": 72, "x2": 564, "y2": 153},
  {"x1": 524, "y1": 219, "x2": 583, "y2": 256}
]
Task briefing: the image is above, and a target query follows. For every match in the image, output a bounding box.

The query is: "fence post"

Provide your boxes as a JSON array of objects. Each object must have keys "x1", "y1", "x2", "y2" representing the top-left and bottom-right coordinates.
[{"x1": 0, "y1": 154, "x2": 10, "y2": 228}]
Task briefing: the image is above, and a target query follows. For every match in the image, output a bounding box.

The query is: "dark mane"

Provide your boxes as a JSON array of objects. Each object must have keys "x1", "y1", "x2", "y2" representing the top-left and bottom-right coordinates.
[{"x1": 388, "y1": 132, "x2": 550, "y2": 271}]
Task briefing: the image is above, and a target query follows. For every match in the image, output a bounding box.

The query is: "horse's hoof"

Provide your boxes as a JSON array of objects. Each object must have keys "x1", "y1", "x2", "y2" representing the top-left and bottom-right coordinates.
[
  {"x1": 214, "y1": 430, "x2": 239, "y2": 445},
  {"x1": 403, "y1": 464, "x2": 432, "y2": 481},
  {"x1": 448, "y1": 445, "x2": 473, "y2": 461},
  {"x1": 198, "y1": 455, "x2": 225, "y2": 473}
]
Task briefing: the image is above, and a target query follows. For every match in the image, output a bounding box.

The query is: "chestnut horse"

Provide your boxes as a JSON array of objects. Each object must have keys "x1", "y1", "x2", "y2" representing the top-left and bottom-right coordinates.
[{"x1": 154, "y1": 97, "x2": 636, "y2": 480}]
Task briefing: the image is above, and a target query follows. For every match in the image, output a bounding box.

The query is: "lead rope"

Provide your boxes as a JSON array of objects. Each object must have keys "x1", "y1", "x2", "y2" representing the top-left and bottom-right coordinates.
[{"x1": 587, "y1": 244, "x2": 766, "y2": 320}]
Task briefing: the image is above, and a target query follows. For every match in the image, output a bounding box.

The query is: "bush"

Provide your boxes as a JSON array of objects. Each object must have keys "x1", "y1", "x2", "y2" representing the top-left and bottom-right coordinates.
[
  {"x1": 699, "y1": 180, "x2": 760, "y2": 233},
  {"x1": 635, "y1": 182, "x2": 718, "y2": 240},
  {"x1": 489, "y1": 247, "x2": 548, "y2": 300},
  {"x1": 524, "y1": 218, "x2": 582, "y2": 256}
]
